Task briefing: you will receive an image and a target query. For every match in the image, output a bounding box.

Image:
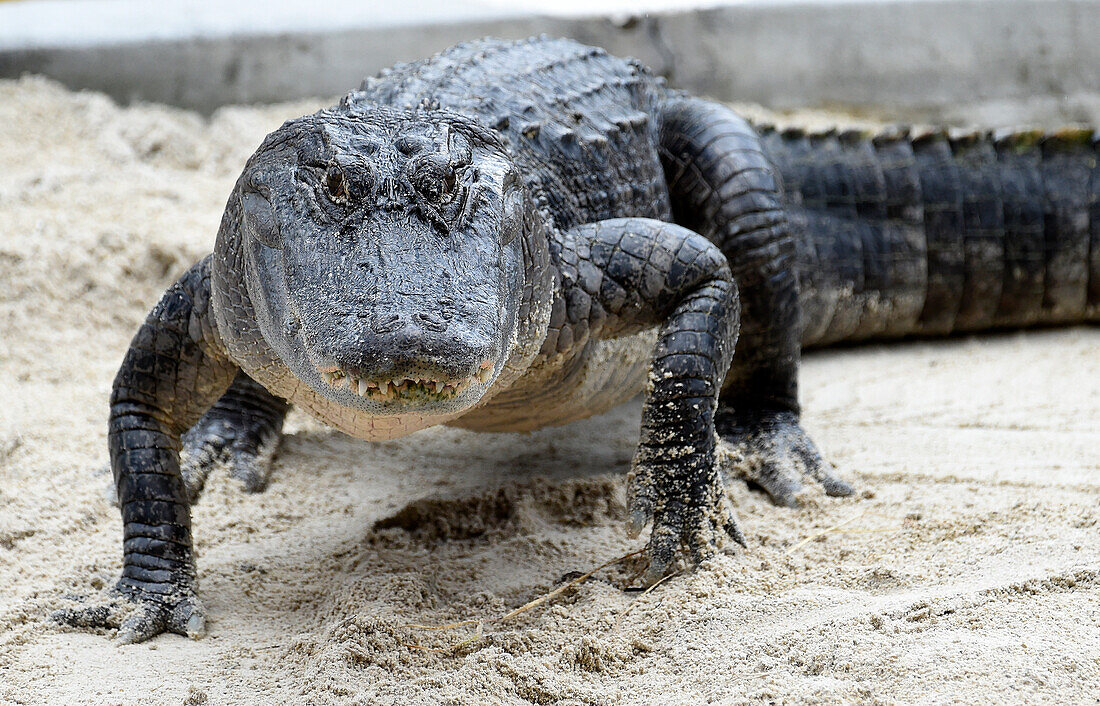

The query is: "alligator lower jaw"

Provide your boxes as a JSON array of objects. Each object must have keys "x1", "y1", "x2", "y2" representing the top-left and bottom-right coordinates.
[{"x1": 317, "y1": 363, "x2": 493, "y2": 403}]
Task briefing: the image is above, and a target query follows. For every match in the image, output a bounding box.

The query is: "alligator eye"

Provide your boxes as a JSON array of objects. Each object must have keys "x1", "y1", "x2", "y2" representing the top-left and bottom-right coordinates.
[
  {"x1": 411, "y1": 155, "x2": 458, "y2": 204},
  {"x1": 325, "y1": 167, "x2": 350, "y2": 203}
]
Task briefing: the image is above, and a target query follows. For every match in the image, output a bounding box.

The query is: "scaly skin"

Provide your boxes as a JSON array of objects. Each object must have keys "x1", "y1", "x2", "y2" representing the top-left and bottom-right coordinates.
[
  {"x1": 180, "y1": 371, "x2": 288, "y2": 499},
  {"x1": 54, "y1": 257, "x2": 238, "y2": 642},
  {"x1": 758, "y1": 125, "x2": 1100, "y2": 346},
  {"x1": 56, "y1": 37, "x2": 1099, "y2": 642}
]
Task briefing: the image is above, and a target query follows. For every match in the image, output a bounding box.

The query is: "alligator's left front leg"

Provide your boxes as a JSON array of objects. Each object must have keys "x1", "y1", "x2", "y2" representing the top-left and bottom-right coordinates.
[
  {"x1": 551, "y1": 218, "x2": 742, "y2": 582},
  {"x1": 658, "y1": 96, "x2": 854, "y2": 506}
]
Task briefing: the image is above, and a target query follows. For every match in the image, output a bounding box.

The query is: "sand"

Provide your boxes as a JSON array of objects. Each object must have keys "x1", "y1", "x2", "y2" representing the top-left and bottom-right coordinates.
[{"x1": 0, "y1": 76, "x2": 1097, "y2": 705}]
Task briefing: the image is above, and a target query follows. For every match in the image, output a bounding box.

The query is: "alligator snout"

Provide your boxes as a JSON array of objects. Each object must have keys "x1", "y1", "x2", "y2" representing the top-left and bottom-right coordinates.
[{"x1": 304, "y1": 313, "x2": 498, "y2": 405}]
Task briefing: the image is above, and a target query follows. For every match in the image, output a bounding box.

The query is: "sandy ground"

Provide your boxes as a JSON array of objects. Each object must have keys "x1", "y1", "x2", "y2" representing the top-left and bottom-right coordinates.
[{"x1": 0, "y1": 76, "x2": 1097, "y2": 705}]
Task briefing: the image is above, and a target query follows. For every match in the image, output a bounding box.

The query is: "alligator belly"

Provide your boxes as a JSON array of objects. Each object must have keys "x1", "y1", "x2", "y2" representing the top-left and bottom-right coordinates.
[{"x1": 448, "y1": 330, "x2": 656, "y2": 433}]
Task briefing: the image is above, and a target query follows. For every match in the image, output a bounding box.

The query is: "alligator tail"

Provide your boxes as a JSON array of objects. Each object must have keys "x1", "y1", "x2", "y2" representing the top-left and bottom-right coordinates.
[{"x1": 757, "y1": 125, "x2": 1100, "y2": 347}]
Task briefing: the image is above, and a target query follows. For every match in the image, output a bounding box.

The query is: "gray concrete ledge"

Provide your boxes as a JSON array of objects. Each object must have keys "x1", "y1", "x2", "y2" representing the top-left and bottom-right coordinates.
[{"x1": 1, "y1": 0, "x2": 1097, "y2": 119}]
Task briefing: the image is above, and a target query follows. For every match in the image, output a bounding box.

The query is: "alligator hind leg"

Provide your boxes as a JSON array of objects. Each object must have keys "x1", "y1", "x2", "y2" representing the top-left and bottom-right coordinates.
[
  {"x1": 181, "y1": 371, "x2": 289, "y2": 500},
  {"x1": 714, "y1": 409, "x2": 852, "y2": 506},
  {"x1": 658, "y1": 95, "x2": 854, "y2": 506}
]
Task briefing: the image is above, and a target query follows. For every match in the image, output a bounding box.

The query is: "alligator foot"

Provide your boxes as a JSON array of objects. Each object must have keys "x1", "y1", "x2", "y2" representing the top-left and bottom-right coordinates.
[
  {"x1": 52, "y1": 580, "x2": 205, "y2": 644},
  {"x1": 627, "y1": 447, "x2": 746, "y2": 585},
  {"x1": 180, "y1": 412, "x2": 282, "y2": 501},
  {"x1": 715, "y1": 409, "x2": 854, "y2": 507}
]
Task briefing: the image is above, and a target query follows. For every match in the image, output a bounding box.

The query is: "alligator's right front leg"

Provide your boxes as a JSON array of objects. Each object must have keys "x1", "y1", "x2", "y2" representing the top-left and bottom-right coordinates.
[{"x1": 55, "y1": 256, "x2": 238, "y2": 643}]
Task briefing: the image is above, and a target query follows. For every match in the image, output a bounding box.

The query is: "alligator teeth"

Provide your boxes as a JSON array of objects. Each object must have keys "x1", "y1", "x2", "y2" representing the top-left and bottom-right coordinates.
[{"x1": 317, "y1": 366, "x2": 499, "y2": 400}]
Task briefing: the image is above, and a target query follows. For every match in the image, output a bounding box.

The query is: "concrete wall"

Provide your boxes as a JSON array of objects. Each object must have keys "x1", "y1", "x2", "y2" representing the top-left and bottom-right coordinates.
[
  {"x1": 590, "y1": 1, "x2": 1100, "y2": 110},
  {"x1": 2, "y1": 0, "x2": 1097, "y2": 120}
]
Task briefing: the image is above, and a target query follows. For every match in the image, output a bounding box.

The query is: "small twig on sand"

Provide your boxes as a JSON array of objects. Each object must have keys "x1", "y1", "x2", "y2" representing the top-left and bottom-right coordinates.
[
  {"x1": 400, "y1": 548, "x2": 644, "y2": 653},
  {"x1": 498, "y1": 549, "x2": 643, "y2": 623},
  {"x1": 785, "y1": 511, "x2": 865, "y2": 556}
]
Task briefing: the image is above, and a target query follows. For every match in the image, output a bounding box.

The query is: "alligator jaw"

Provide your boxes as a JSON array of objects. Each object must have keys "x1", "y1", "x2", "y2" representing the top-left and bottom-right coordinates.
[{"x1": 316, "y1": 361, "x2": 494, "y2": 404}]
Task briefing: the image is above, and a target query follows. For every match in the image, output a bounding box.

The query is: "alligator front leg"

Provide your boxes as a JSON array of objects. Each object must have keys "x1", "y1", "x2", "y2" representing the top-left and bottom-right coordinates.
[
  {"x1": 54, "y1": 256, "x2": 238, "y2": 643},
  {"x1": 181, "y1": 371, "x2": 289, "y2": 500},
  {"x1": 551, "y1": 218, "x2": 742, "y2": 582},
  {"x1": 658, "y1": 95, "x2": 854, "y2": 506}
]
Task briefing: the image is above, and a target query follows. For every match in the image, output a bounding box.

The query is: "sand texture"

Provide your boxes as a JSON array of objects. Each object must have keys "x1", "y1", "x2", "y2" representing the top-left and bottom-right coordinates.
[{"x1": 0, "y1": 77, "x2": 1098, "y2": 705}]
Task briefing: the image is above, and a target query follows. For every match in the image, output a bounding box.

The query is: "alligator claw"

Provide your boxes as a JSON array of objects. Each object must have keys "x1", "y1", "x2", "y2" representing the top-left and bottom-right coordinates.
[
  {"x1": 715, "y1": 409, "x2": 854, "y2": 506},
  {"x1": 627, "y1": 449, "x2": 745, "y2": 586},
  {"x1": 53, "y1": 582, "x2": 206, "y2": 644}
]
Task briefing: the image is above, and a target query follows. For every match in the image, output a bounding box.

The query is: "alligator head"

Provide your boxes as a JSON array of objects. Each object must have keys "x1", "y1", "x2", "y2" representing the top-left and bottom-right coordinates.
[{"x1": 221, "y1": 104, "x2": 534, "y2": 417}]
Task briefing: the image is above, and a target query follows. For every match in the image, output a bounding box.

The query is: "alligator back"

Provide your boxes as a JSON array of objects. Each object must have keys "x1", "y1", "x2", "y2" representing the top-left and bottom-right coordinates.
[
  {"x1": 350, "y1": 36, "x2": 672, "y2": 231},
  {"x1": 760, "y1": 126, "x2": 1100, "y2": 346}
]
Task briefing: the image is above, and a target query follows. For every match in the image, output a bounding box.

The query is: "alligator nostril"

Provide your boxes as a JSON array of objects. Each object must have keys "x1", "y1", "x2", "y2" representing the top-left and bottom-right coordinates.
[
  {"x1": 414, "y1": 311, "x2": 448, "y2": 332},
  {"x1": 372, "y1": 312, "x2": 403, "y2": 333}
]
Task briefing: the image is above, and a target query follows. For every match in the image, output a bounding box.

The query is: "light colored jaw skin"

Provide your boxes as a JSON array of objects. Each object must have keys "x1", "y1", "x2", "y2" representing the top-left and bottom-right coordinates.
[
  {"x1": 273, "y1": 332, "x2": 655, "y2": 441},
  {"x1": 289, "y1": 361, "x2": 502, "y2": 439},
  {"x1": 318, "y1": 361, "x2": 494, "y2": 402},
  {"x1": 449, "y1": 330, "x2": 657, "y2": 433},
  {"x1": 253, "y1": 363, "x2": 479, "y2": 441},
  {"x1": 266, "y1": 350, "x2": 505, "y2": 440}
]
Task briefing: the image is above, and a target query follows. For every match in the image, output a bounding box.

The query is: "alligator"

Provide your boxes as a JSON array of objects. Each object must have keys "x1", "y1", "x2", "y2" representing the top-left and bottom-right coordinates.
[{"x1": 56, "y1": 36, "x2": 1100, "y2": 643}]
